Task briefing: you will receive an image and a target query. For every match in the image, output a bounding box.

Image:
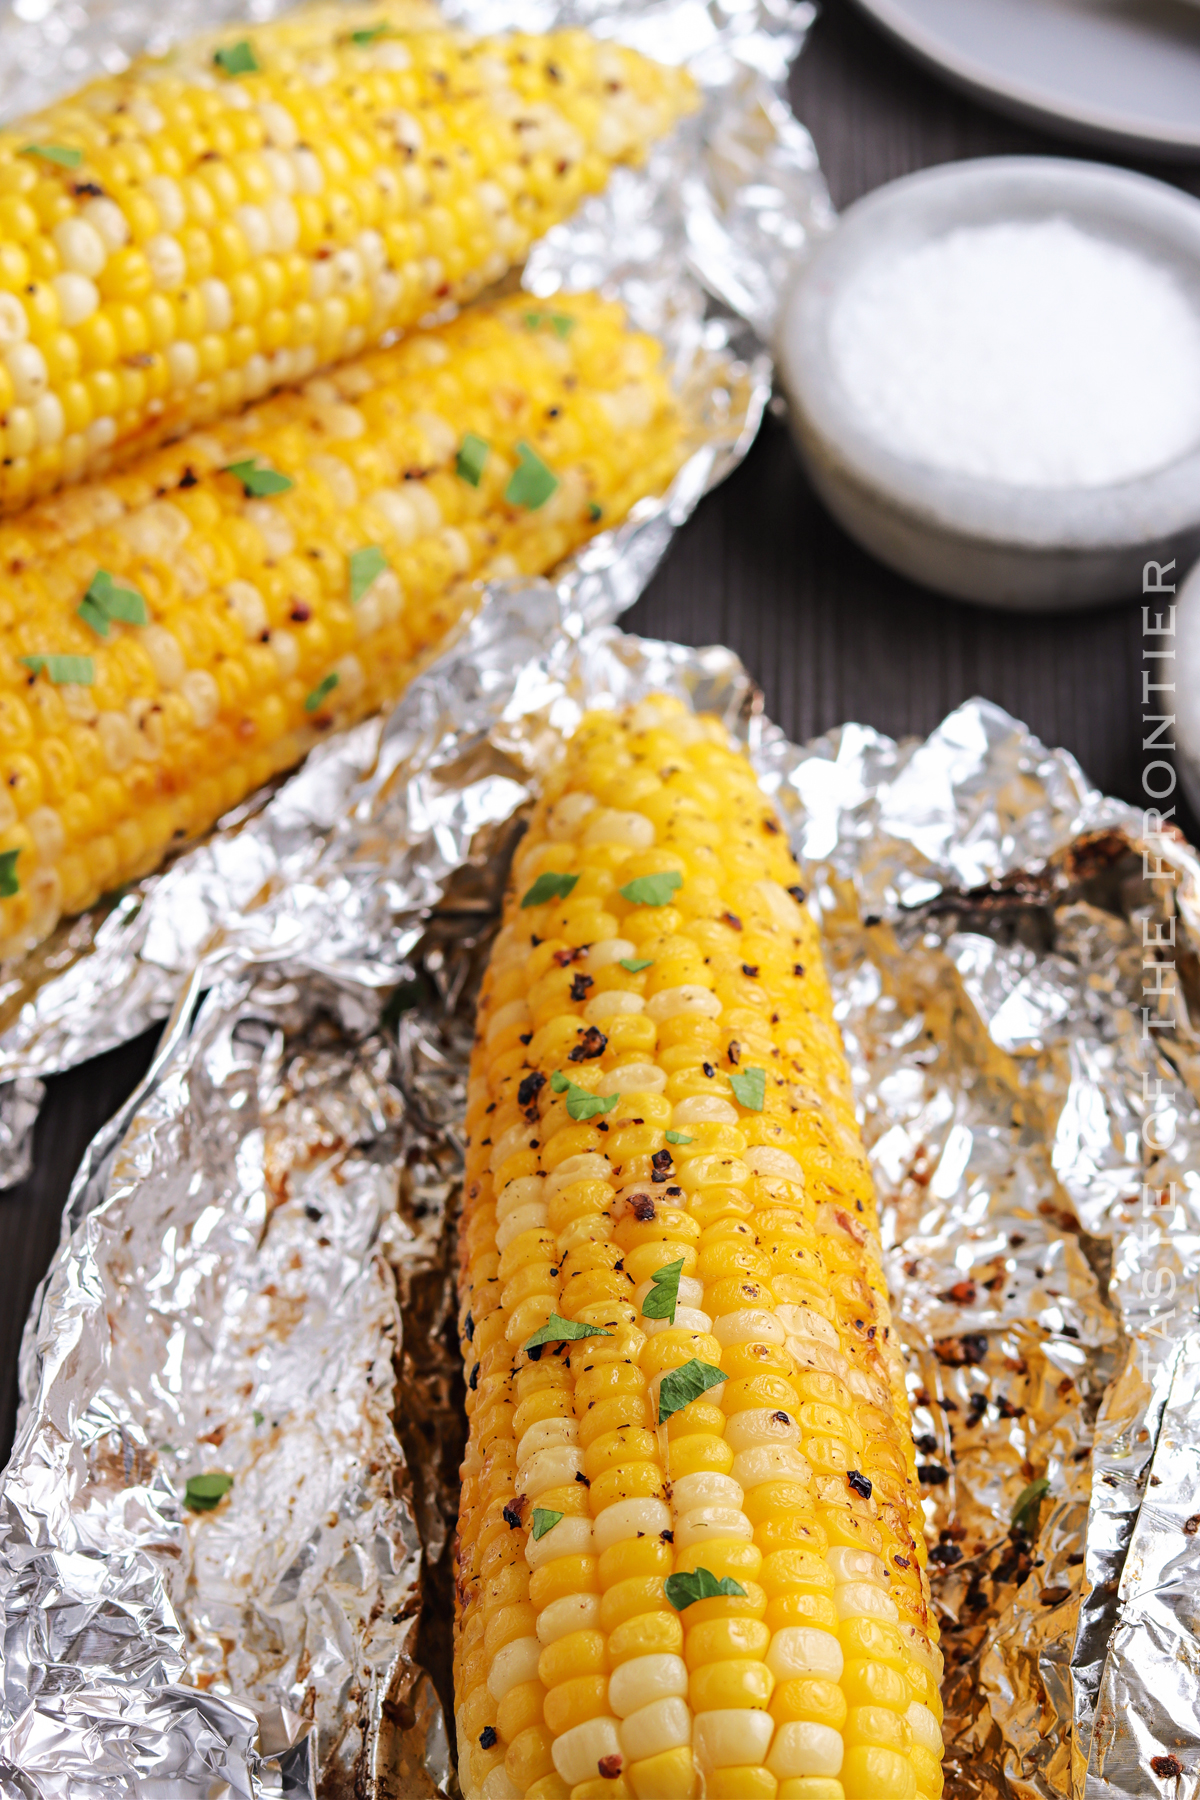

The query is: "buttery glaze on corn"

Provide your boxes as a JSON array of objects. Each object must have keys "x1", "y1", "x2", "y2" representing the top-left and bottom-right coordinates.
[
  {"x1": 0, "y1": 0, "x2": 694, "y2": 507},
  {"x1": 454, "y1": 697, "x2": 944, "y2": 1800},
  {"x1": 0, "y1": 293, "x2": 683, "y2": 960}
]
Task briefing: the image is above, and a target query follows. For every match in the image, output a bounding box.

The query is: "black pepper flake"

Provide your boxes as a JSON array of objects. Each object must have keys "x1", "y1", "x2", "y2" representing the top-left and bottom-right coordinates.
[
  {"x1": 479, "y1": 1726, "x2": 498, "y2": 1749},
  {"x1": 178, "y1": 466, "x2": 199, "y2": 488},
  {"x1": 519, "y1": 1032, "x2": 533, "y2": 1045},
  {"x1": 792, "y1": 963, "x2": 805, "y2": 978},
  {"x1": 742, "y1": 963, "x2": 759, "y2": 978},
  {"x1": 702, "y1": 1062, "x2": 715, "y2": 1078},
  {"x1": 847, "y1": 1470, "x2": 872, "y2": 1499},
  {"x1": 764, "y1": 817, "x2": 780, "y2": 834},
  {"x1": 666, "y1": 1186, "x2": 682, "y2": 1197},
  {"x1": 468, "y1": 1363, "x2": 480, "y2": 1390},
  {"x1": 771, "y1": 1410, "x2": 792, "y2": 1425},
  {"x1": 575, "y1": 1470, "x2": 589, "y2": 1485},
  {"x1": 787, "y1": 884, "x2": 806, "y2": 904},
  {"x1": 530, "y1": 934, "x2": 542, "y2": 946},
  {"x1": 893, "y1": 1554, "x2": 911, "y2": 1570},
  {"x1": 728, "y1": 1041, "x2": 741, "y2": 1065},
  {"x1": 570, "y1": 973, "x2": 594, "y2": 1002},
  {"x1": 651, "y1": 1149, "x2": 672, "y2": 1182},
  {"x1": 723, "y1": 911, "x2": 743, "y2": 931},
  {"x1": 518, "y1": 1071, "x2": 546, "y2": 1109},
  {"x1": 660, "y1": 1529, "x2": 673, "y2": 1543},
  {"x1": 463, "y1": 1313, "x2": 474, "y2": 1340}
]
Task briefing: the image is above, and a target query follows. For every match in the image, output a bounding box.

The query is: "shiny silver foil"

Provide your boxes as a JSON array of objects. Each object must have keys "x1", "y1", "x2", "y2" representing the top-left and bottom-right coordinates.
[{"x1": 8, "y1": 557, "x2": 1200, "y2": 1795}]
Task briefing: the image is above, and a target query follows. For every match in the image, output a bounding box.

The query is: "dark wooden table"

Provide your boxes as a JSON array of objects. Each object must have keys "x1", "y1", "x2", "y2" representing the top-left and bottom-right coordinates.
[{"x1": 2, "y1": 0, "x2": 1196, "y2": 1463}]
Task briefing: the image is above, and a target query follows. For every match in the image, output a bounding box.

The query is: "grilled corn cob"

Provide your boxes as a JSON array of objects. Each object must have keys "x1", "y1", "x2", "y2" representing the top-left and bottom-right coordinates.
[
  {"x1": 455, "y1": 697, "x2": 944, "y2": 1800},
  {"x1": 0, "y1": 2, "x2": 695, "y2": 510},
  {"x1": 0, "y1": 292, "x2": 684, "y2": 961}
]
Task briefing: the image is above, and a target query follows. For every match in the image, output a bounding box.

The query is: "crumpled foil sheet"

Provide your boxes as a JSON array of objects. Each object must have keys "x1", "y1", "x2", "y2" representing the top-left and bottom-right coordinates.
[
  {"x1": 8, "y1": 563, "x2": 1200, "y2": 1796},
  {"x1": 0, "y1": 0, "x2": 829, "y2": 1173}
]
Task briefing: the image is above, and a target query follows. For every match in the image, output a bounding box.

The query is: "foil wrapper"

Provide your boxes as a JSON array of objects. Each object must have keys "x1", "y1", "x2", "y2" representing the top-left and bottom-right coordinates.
[{"x1": 7, "y1": 562, "x2": 1200, "y2": 1795}]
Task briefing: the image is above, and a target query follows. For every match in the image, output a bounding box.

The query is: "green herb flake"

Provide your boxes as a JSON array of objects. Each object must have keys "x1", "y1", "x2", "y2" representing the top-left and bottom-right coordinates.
[
  {"x1": 664, "y1": 1130, "x2": 693, "y2": 1145},
  {"x1": 78, "y1": 568, "x2": 149, "y2": 636},
  {"x1": 184, "y1": 1472, "x2": 234, "y2": 1513},
  {"x1": 588, "y1": 502, "x2": 602, "y2": 521},
  {"x1": 21, "y1": 654, "x2": 94, "y2": 686},
  {"x1": 224, "y1": 457, "x2": 292, "y2": 497},
  {"x1": 521, "y1": 870, "x2": 579, "y2": 909},
  {"x1": 505, "y1": 441, "x2": 559, "y2": 511},
  {"x1": 349, "y1": 544, "x2": 388, "y2": 605},
  {"x1": 665, "y1": 1568, "x2": 747, "y2": 1612},
  {"x1": 1011, "y1": 1475, "x2": 1050, "y2": 1533},
  {"x1": 524, "y1": 310, "x2": 574, "y2": 340},
  {"x1": 729, "y1": 1067, "x2": 766, "y2": 1112},
  {"x1": 213, "y1": 40, "x2": 259, "y2": 75},
  {"x1": 620, "y1": 870, "x2": 683, "y2": 908},
  {"x1": 349, "y1": 21, "x2": 392, "y2": 42},
  {"x1": 20, "y1": 143, "x2": 82, "y2": 168},
  {"x1": 641, "y1": 1256, "x2": 685, "y2": 1324},
  {"x1": 549, "y1": 1070, "x2": 619, "y2": 1122},
  {"x1": 0, "y1": 850, "x2": 19, "y2": 899},
  {"x1": 524, "y1": 1312, "x2": 613, "y2": 1352},
  {"x1": 456, "y1": 432, "x2": 490, "y2": 487},
  {"x1": 619, "y1": 957, "x2": 653, "y2": 972},
  {"x1": 531, "y1": 1508, "x2": 564, "y2": 1541},
  {"x1": 657, "y1": 1357, "x2": 725, "y2": 1424},
  {"x1": 252, "y1": 1409, "x2": 264, "y2": 1428},
  {"x1": 305, "y1": 671, "x2": 340, "y2": 713}
]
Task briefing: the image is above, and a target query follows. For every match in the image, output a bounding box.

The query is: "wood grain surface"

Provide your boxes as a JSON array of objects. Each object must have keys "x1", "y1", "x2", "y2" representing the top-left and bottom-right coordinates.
[{"x1": 1, "y1": 0, "x2": 1193, "y2": 1461}]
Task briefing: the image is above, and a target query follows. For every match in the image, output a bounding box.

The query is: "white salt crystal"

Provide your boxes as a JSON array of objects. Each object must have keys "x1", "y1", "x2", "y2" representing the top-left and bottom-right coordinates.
[{"x1": 829, "y1": 217, "x2": 1200, "y2": 488}]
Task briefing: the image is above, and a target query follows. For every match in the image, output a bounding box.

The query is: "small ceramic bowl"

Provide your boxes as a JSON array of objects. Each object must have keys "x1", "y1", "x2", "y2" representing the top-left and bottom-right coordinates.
[{"x1": 777, "y1": 158, "x2": 1200, "y2": 611}]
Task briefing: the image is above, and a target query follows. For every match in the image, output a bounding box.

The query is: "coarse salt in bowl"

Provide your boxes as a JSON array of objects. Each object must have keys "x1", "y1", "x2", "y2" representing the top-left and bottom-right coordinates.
[{"x1": 778, "y1": 158, "x2": 1200, "y2": 611}]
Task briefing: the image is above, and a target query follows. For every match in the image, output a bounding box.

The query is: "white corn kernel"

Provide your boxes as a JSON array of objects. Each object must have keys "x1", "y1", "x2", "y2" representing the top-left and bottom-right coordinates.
[
  {"x1": 145, "y1": 234, "x2": 186, "y2": 291},
  {"x1": 33, "y1": 392, "x2": 64, "y2": 447},
  {"x1": 267, "y1": 195, "x2": 299, "y2": 253},
  {"x1": 906, "y1": 1701, "x2": 942, "y2": 1753},
  {"x1": 619, "y1": 1696, "x2": 692, "y2": 1763},
  {"x1": 98, "y1": 711, "x2": 138, "y2": 773},
  {"x1": 53, "y1": 217, "x2": 107, "y2": 278},
  {"x1": 672, "y1": 1096, "x2": 740, "y2": 1126},
  {"x1": 487, "y1": 1637, "x2": 541, "y2": 1703},
  {"x1": 587, "y1": 937, "x2": 638, "y2": 969},
  {"x1": 258, "y1": 100, "x2": 299, "y2": 149},
  {"x1": 693, "y1": 1710, "x2": 774, "y2": 1770},
  {"x1": 834, "y1": 1581, "x2": 899, "y2": 1624},
  {"x1": 673, "y1": 1505, "x2": 753, "y2": 1550},
  {"x1": 593, "y1": 1497, "x2": 671, "y2": 1552},
  {"x1": 515, "y1": 1415, "x2": 575, "y2": 1464},
  {"x1": 525, "y1": 1514, "x2": 593, "y2": 1570},
  {"x1": 583, "y1": 808, "x2": 656, "y2": 849},
  {"x1": 767, "y1": 1627, "x2": 844, "y2": 1683},
  {"x1": 731, "y1": 1444, "x2": 812, "y2": 1490},
  {"x1": 480, "y1": 1767, "x2": 520, "y2": 1800},
  {"x1": 724, "y1": 1410, "x2": 801, "y2": 1455},
  {"x1": 270, "y1": 629, "x2": 299, "y2": 680},
  {"x1": 595, "y1": 1062, "x2": 664, "y2": 1096},
  {"x1": 199, "y1": 278, "x2": 233, "y2": 333},
  {"x1": 552, "y1": 1717, "x2": 623, "y2": 1788},
  {"x1": 143, "y1": 176, "x2": 186, "y2": 232},
  {"x1": 713, "y1": 1308, "x2": 787, "y2": 1349},
  {"x1": 495, "y1": 1204, "x2": 550, "y2": 1254},
  {"x1": 545, "y1": 791, "x2": 596, "y2": 839},
  {"x1": 6, "y1": 343, "x2": 48, "y2": 404},
  {"x1": 140, "y1": 625, "x2": 186, "y2": 690},
  {"x1": 516, "y1": 1445, "x2": 585, "y2": 1500},
  {"x1": 226, "y1": 580, "x2": 269, "y2": 639},
  {"x1": 583, "y1": 991, "x2": 644, "y2": 1025},
  {"x1": 52, "y1": 272, "x2": 99, "y2": 326},
  {"x1": 81, "y1": 197, "x2": 129, "y2": 252},
  {"x1": 234, "y1": 205, "x2": 272, "y2": 258},
  {"x1": 645, "y1": 984, "x2": 722, "y2": 1022},
  {"x1": 827, "y1": 1547, "x2": 888, "y2": 1588},
  {"x1": 181, "y1": 669, "x2": 220, "y2": 731},
  {"x1": 537, "y1": 1593, "x2": 601, "y2": 1646},
  {"x1": 243, "y1": 499, "x2": 294, "y2": 559},
  {"x1": 669, "y1": 1472, "x2": 743, "y2": 1512},
  {"x1": 609, "y1": 1654, "x2": 688, "y2": 1719},
  {"x1": 766, "y1": 1721, "x2": 844, "y2": 1779}
]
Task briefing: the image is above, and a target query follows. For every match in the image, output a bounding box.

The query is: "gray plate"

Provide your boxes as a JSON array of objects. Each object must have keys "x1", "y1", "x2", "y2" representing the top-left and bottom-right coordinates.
[{"x1": 852, "y1": 0, "x2": 1200, "y2": 161}]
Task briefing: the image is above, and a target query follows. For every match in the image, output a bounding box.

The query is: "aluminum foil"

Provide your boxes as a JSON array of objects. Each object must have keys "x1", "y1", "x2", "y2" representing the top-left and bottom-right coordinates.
[{"x1": 0, "y1": 0, "x2": 828, "y2": 1170}]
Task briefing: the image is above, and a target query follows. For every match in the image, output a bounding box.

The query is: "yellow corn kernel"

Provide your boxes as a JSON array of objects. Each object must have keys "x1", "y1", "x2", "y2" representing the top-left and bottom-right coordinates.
[{"x1": 455, "y1": 699, "x2": 939, "y2": 1800}]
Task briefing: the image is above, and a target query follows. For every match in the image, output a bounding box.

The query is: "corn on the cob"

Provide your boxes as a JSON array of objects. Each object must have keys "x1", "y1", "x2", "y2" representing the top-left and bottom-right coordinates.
[
  {"x1": 0, "y1": 292, "x2": 684, "y2": 961},
  {"x1": 455, "y1": 697, "x2": 944, "y2": 1800},
  {"x1": 0, "y1": 2, "x2": 695, "y2": 511}
]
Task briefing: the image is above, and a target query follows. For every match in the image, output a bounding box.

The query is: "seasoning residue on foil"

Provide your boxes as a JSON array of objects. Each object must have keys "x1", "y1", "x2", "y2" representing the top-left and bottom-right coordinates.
[{"x1": 6, "y1": 556, "x2": 1200, "y2": 1797}]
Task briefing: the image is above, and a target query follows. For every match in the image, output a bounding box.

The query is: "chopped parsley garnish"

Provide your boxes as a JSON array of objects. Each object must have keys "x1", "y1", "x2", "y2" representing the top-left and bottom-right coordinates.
[
  {"x1": 349, "y1": 544, "x2": 387, "y2": 604},
  {"x1": 524, "y1": 310, "x2": 574, "y2": 340},
  {"x1": 588, "y1": 502, "x2": 602, "y2": 521},
  {"x1": 664, "y1": 1130, "x2": 693, "y2": 1145},
  {"x1": 524, "y1": 1312, "x2": 613, "y2": 1352},
  {"x1": 78, "y1": 568, "x2": 148, "y2": 636},
  {"x1": 349, "y1": 21, "x2": 392, "y2": 42},
  {"x1": 0, "y1": 850, "x2": 19, "y2": 898},
  {"x1": 21, "y1": 654, "x2": 93, "y2": 685},
  {"x1": 20, "y1": 143, "x2": 82, "y2": 167},
  {"x1": 665, "y1": 1568, "x2": 747, "y2": 1611},
  {"x1": 531, "y1": 1508, "x2": 564, "y2": 1541},
  {"x1": 657, "y1": 1358, "x2": 725, "y2": 1423},
  {"x1": 619, "y1": 957, "x2": 653, "y2": 972},
  {"x1": 641, "y1": 1256, "x2": 685, "y2": 1324},
  {"x1": 550, "y1": 1069, "x2": 619, "y2": 1122},
  {"x1": 456, "y1": 432, "x2": 490, "y2": 486},
  {"x1": 729, "y1": 1067, "x2": 766, "y2": 1112},
  {"x1": 213, "y1": 40, "x2": 259, "y2": 75},
  {"x1": 305, "y1": 672, "x2": 340, "y2": 713},
  {"x1": 224, "y1": 457, "x2": 292, "y2": 497},
  {"x1": 620, "y1": 871, "x2": 682, "y2": 907},
  {"x1": 505, "y1": 441, "x2": 559, "y2": 511},
  {"x1": 184, "y1": 1472, "x2": 234, "y2": 1512},
  {"x1": 521, "y1": 870, "x2": 578, "y2": 908}
]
